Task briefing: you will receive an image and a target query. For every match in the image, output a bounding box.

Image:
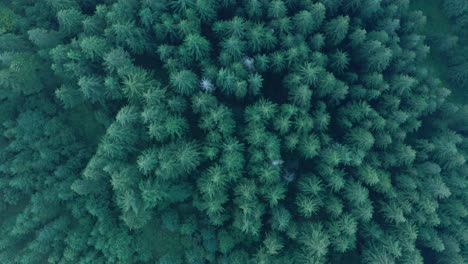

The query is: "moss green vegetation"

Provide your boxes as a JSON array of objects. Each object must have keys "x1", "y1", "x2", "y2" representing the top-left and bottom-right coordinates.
[
  {"x1": 0, "y1": 0, "x2": 467, "y2": 263},
  {"x1": 411, "y1": 0, "x2": 468, "y2": 104},
  {"x1": 410, "y1": 0, "x2": 464, "y2": 103},
  {"x1": 0, "y1": 5, "x2": 16, "y2": 34}
]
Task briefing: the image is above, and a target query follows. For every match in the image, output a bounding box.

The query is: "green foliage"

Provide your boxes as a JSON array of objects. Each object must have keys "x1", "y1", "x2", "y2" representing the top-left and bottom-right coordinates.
[
  {"x1": 299, "y1": 134, "x2": 321, "y2": 159},
  {"x1": 293, "y1": 3, "x2": 325, "y2": 35},
  {"x1": 181, "y1": 34, "x2": 211, "y2": 62},
  {"x1": 296, "y1": 194, "x2": 320, "y2": 217},
  {"x1": 170, "y1": 70, "x2": 198, "y2": 95},
  {"x1": 270, "y1": 206, "x2": 291, "y2": 232},
  {"x1": 55, "y1": 84, "x2": 84, "y2": 108},
  {"x1": 28, "y1": 29, "x2": 61, "y2": 49},
  {"x1": 0, "y1": 0, "x2": 466, "y2": 263},
  {"x1": 150, "y1": 141, "x2": 202, "y2": 180},
  {"x1": 443, "y1": 0, "x2": 468, "y2": 18},
  {"x1": 104, "y1": 48, "x2": 133, "y2": 73},
  {"x1": 107, "y1": 22, "x2": 147, "y2": 53},
  {"x1": 360, "y1": 40, "x2": 393, "y2": 72},
  {"x1": 80, "y1": 36, "x2": 109, "y2": 60},
  {"x1": 57, "y1": 9, "x2": 84, "y2": 35},
  {"x1": 345, "y1": 128, "x2": 375, "y2": 151},
  {"x1": 298, "y1": 223, "x2": 330, "y2": 262},
  {"x1": 0, "y1": 6, "x2": 16, "y2": 33},
  {"x1": 330, "y1": 50, "x2": 350, "y2": 73},
  {"x1": 325, "y1": 16, "x2": 350, "y2": 45},
  {"x1": 263, "y1": 232, "x2": 284, "y2": 255},
  {"x1": 123, "y1": 68, "x2": 157, "y2": 101},
  {"x1": 78, "y1": 75, "x2": 104, "y2": 103}
]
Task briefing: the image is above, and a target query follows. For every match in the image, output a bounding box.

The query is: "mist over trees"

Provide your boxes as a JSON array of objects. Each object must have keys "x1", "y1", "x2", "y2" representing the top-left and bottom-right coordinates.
[{"x1": 0, "y1": 0, "x2": 466, "y2": 263}]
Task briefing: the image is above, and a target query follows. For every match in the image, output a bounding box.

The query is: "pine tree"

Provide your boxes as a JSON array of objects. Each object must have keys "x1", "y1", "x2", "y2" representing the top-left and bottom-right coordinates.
[
  {"x1": 293, "y1": 3, "x2": 325, "y2": 35},
  {"x1": 137, "y1": 148, "x2": 158, "y2": 175},
  {"x1": 288, "y1": 85, "x2": 312, "y2": 108},
  {"x1": 213, "y1": 16, "x2": 246, "y2": 38},
  {"x1": 262, "y1": 183, "x2": 286, "y2": 207},
  {"x1": 298, "y1": 175, "x2": 323, "y2": 196},
  {"x1": 104, "y1": 48, "x2": 133, "y2": 74},
  {"x1": 309, "y1": 33, "x2": 325, "y2": 51},
  {"x1": 349, "y1": 28, "x2": 367, "y2": 48},
  {"x1": 139, "y1": 179, "x2": 169, "y2": 208},
  {"x1": 57, "y1": 9, "x2": 83, "y2": 35},
  {"x1": 174, "y1": 141, "x2": 202, "y2": 174},
  {"x1": 298, "y1": 63, "x2": 321, "y2": 86},
  {"x1": 181, "y1": 34, "x2": 211, "y2": 61},
  {"x1": 27, "y1": 28, "x2": 61, "y2": 49},
  {"x1": 78, "y1": 75, "x2": 104, "y2": 103},
  {"x1": 380, "y1": 201, "x2": 406, "y2": 224},
  {"x1": 344, "y1": 180, "x2": 369, "y2": 206},
  {"x1": 220, "y1": 37, "x2": 246, "y2": 63},
  {"x1": 329, "y1": 50, "x2": 350, "y2": 73},
  {"x1": 325, "y1": 16, "x2": 350, "y2": 45},
  {"x1": 358, "y1": 165, "x2": 380, "y2": 186},
  {"x1": 55, "y1": 85, "x2": 83, "y2": 108},
  {"x1": 79, "y1": 36, "x2": 108, "y2": 61},
  {"x1": 123, "y1": 68, "x2": 157, "y2": 100},
  {"x1": 299, "y1": 134, "x2": 320, "y2": 159},
  {"x1": 345, "y1": 128, "x2": 375, "y2": 151},
  {"x1": 268, "y1": 0, "x2": 287, "y2": 19},
  {"x1": 324, "y1": 195, "x2": 344, "y2": 218},
  {"x1": 360, "y1": 0, "x2": 383, "y2": 18},
  {"x1": 270, "y1": 206, "x2": 291, "y2": 231},
  {"x1": 108, "y1": 22, "x2": 147, "y2": 53},
  {"x1": 296, "y1": 194, "x2": 320, "y2": 217},
  {"x1": 298, "y1": 223, "x2": 330, "y2": 262},
  {"x1": 170, "y1": 70, "x2": 198, "y2": 95},
  {"x1": 193, "y1": 0, "x2": 216, "y2": 23},
  {"x1": 443, "y1": 0, "x2": 468, "y2": 18},
  {"x1": 361, "y1": 40, "x2": 393, "y2": 72},
  {"x1": 263, "y1": 232, "x2": 284, "y2": 255},
  {"x1": 313, "y1": 110, "x2": 330, "y2": 131},
  {"x1": 170, "y1": 0, "x2": 196, "y2": 15},
  {"x1": 391, "y1": 75, "x2": 418, "y2": 96},
  {"x1": 217, "y1": 230, "x2": 237, "y2": 254}
]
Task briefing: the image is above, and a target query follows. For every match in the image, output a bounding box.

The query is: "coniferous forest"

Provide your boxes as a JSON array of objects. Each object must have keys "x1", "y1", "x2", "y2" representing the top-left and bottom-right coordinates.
[{"x1": 0, "y1": 0, "x2": 467, "y2": 263}]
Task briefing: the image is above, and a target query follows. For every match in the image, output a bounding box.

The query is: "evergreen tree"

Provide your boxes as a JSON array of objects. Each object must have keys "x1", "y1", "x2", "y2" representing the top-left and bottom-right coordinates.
[
  {"x1": 123, "y1": 68, "x2": 158, "y2": 101},
  {"x1": 325, "y1": 16, "x2": 350, "y2": 45},
  {"x1": 57, "y1": 9, "x2": 84, "y2": 35},
  {"x1": 170, "y1": 70, "x2": 198, "y2": 95},
  {"x1": 181, "y1": 34, "x2": 211, "y2": 62}
]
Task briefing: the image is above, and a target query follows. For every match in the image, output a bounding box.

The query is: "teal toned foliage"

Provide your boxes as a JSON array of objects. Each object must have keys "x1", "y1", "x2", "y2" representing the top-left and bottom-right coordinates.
[
  {"x1": 78, "y1": 75, "x2": 104, "y2": 103},
  {"x1": 181, "y1": 34, "x2": 211, "y2": 62},
  {"x1": 325, "y1": 16, "x2": 350, "y2": 45},
  {"x1": 346, "y1": 128, "x2": 375, "y2": 151},
  {"x1": 123, "y1": 68, "x2": 158, "y2": 101},
  {"x1": 0, "y1": 0, "x2": 466, "y2": 264},
  {"x1": 293, "y1": 3, "x2": 325, "y2": 35},
  {"x1": 27, "y1": 28, "x2": 61, "y2": 49},
  {"x1": 170, "y1": 70, "x2": 198, "y2": 95},
  {"x1": 57, "y1": 9, "x2": 84, "y2": 35},
  {"x1": 300, "y1": 134, "x2": 321, "y2": 159},
  {"x1": 80, "y1": 36, "x2": 108, "y2": 60},
  {"x1": 268, "y1": 1, "x2": 287, "y2": 19},
  {"x1": 104, "y1": 47, "x2": 133, "y2": 74}
]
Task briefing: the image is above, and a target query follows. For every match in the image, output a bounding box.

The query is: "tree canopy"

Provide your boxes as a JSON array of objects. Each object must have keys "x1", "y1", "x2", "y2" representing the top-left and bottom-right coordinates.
[{"x1": 0, "y1": 0, "x2": 466, "y2": 263}]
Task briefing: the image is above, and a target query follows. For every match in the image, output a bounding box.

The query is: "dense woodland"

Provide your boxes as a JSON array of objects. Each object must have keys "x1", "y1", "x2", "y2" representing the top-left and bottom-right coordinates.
[{"x1": 0, "y1": 0, "x2": 466, "y2": 263}]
